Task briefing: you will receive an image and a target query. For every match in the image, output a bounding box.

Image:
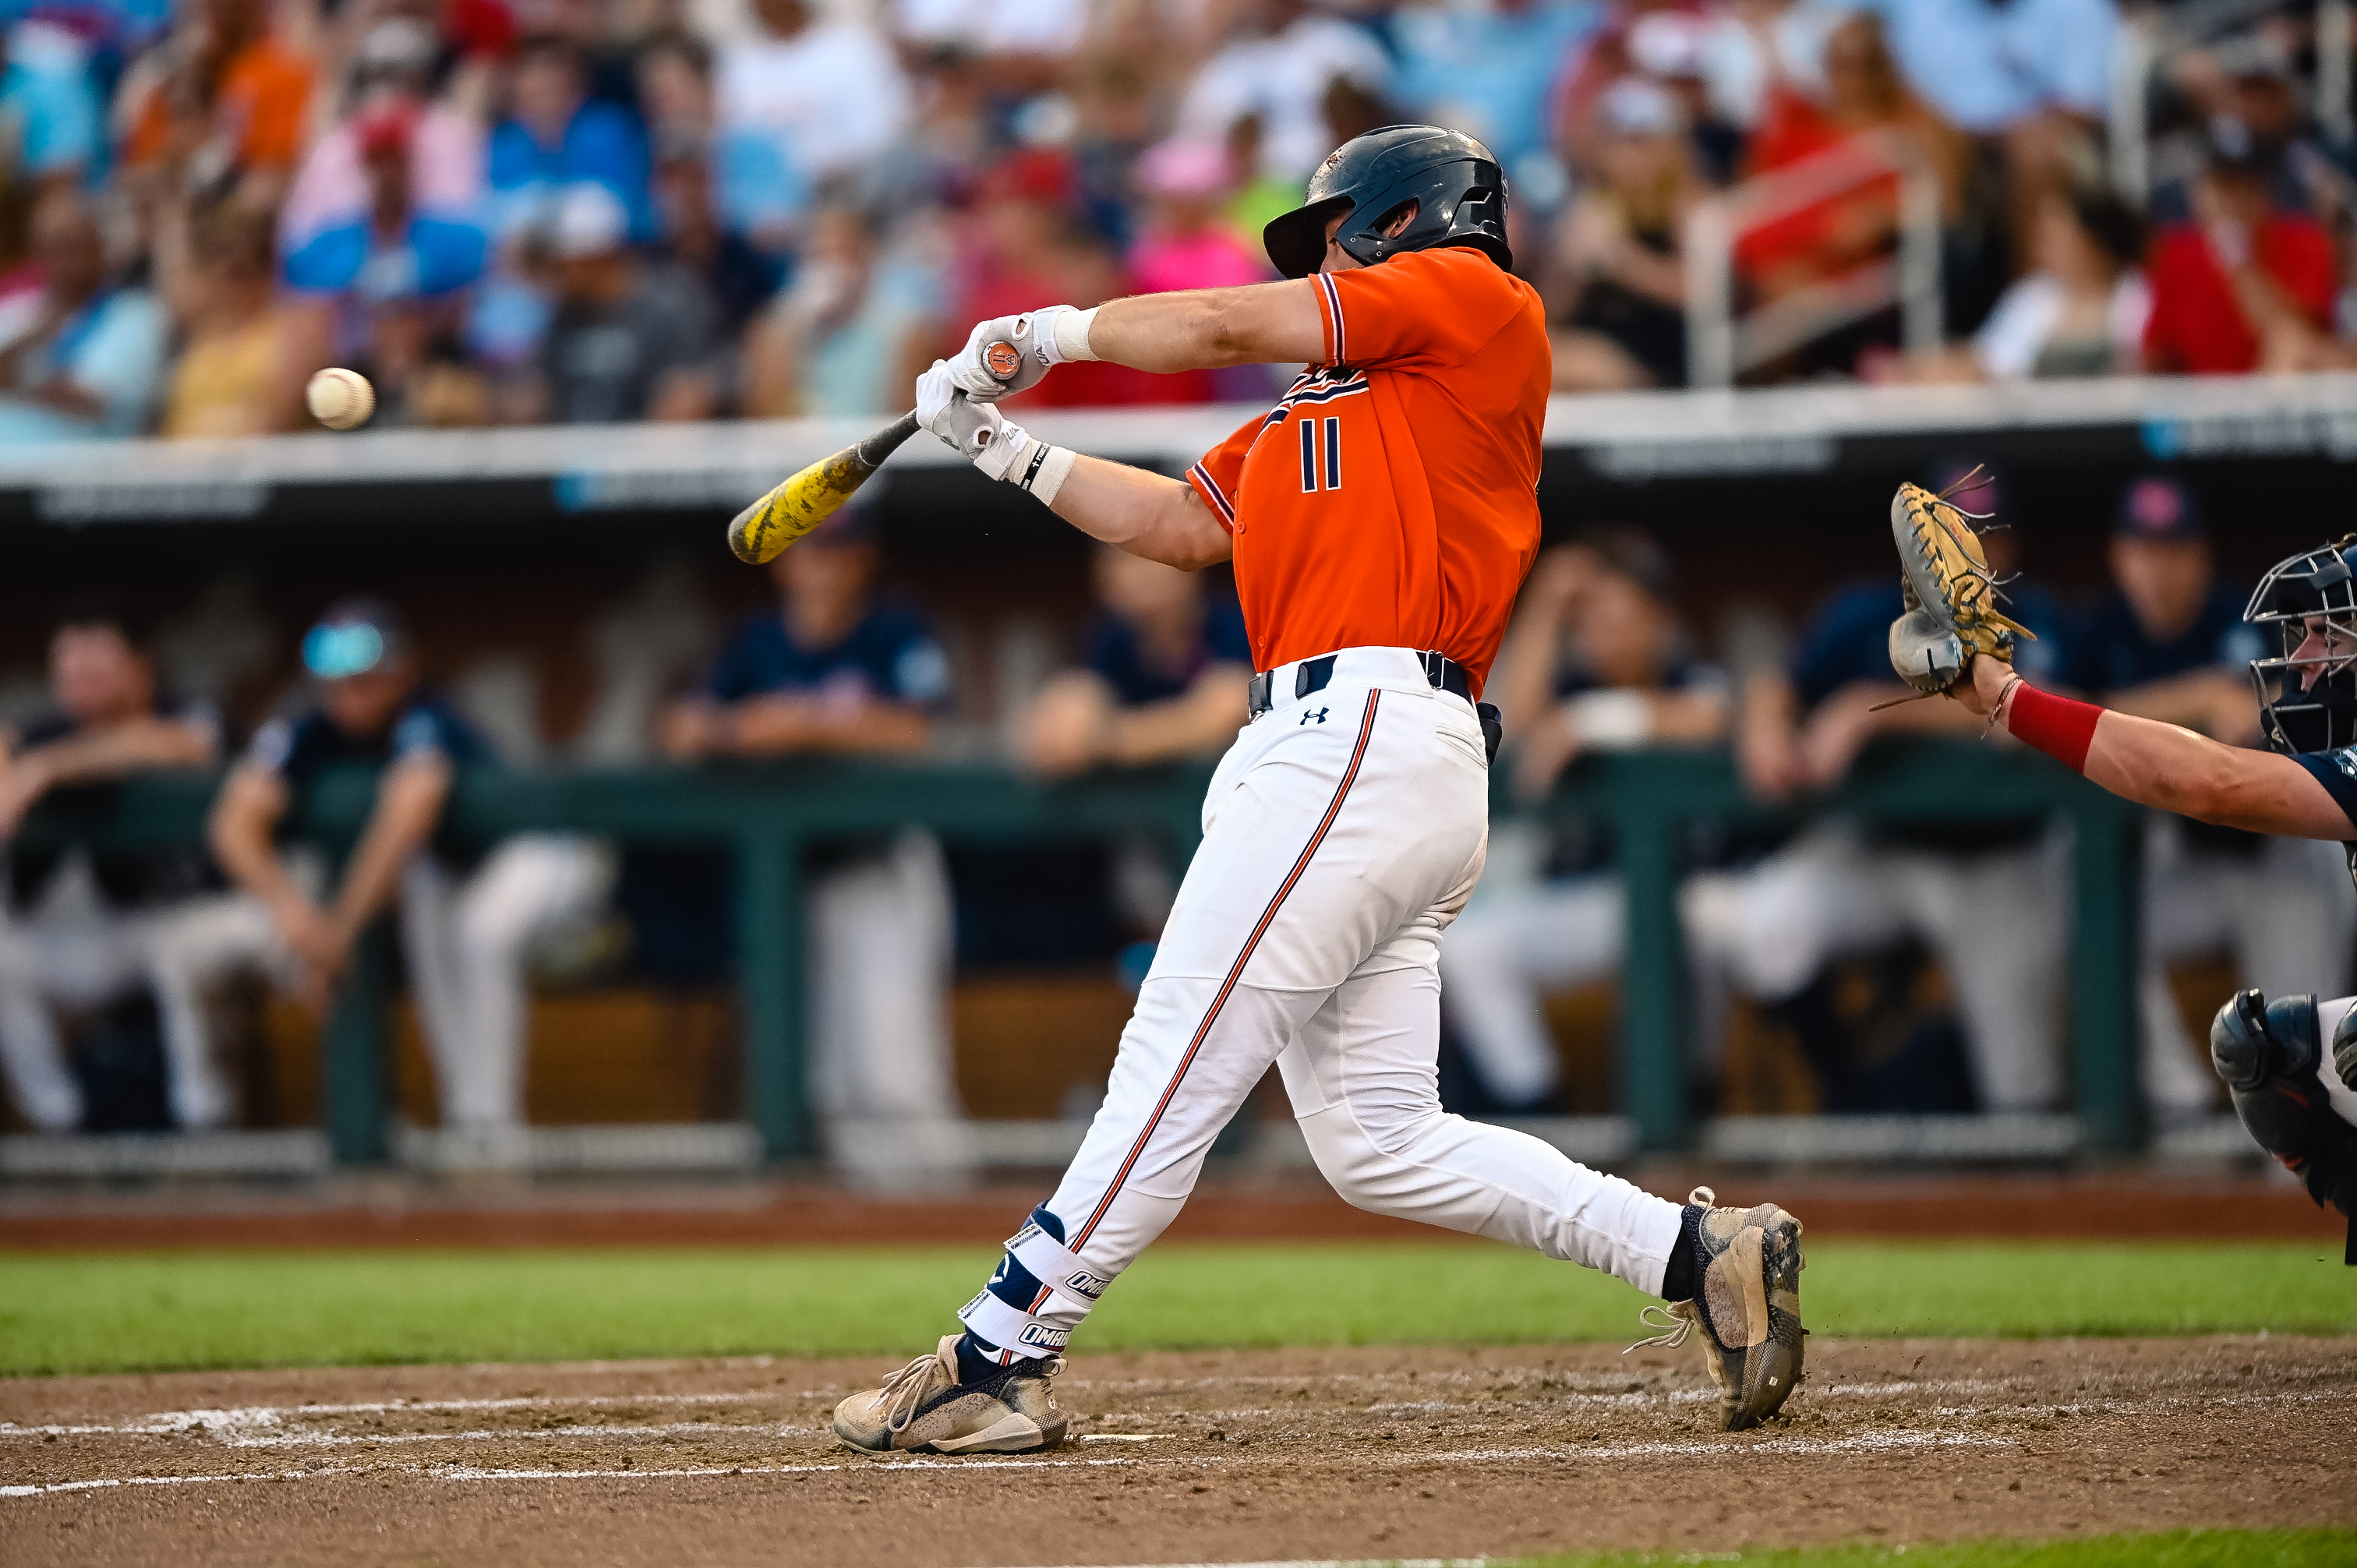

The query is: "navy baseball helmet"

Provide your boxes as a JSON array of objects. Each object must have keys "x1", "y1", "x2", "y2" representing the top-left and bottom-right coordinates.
[
  {"x1": 1262, "y1": 124, "x2": 1511, "y2": 280},
  {"x1": 2244, "y1": 535, "x2": 2357, "y2": 754}
]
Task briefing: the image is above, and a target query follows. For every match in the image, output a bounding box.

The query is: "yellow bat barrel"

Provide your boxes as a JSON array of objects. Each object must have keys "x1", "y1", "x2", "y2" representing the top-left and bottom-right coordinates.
[{"x1": 726, "y1": 411, "x2": 921, "y2": 564}]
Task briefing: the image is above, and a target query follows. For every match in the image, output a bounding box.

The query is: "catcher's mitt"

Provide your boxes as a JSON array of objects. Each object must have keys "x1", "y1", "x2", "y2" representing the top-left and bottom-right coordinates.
[{"x1": 1886, "y1": 479, "x2": 2034, "y2": 696}]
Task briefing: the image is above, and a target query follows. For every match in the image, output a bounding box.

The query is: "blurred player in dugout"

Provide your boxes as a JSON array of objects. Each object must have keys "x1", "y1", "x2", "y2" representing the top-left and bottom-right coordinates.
[
  {"x1": 0, "y1": 602, "x2": 253, "y2": 1132},
  {"x1": 210, "y1": 600, "x2": 609, "y2": 1155},
  {"x1": 660, "y1": 504, "x2": 970, "y2": 1187},
  {"x1": 2071, "y1": 477, "x2": 2355, "y2": 1117},
  {"x1": 1727, "y1": 468, "x2": 2080, "y2": 1115},
  {"x1": 1439, "y1": 528, "x2": 1741, "y2": 1113}
]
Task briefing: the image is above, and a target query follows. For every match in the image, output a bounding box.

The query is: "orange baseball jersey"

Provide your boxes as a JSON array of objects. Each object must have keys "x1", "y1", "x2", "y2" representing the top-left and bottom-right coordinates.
[{"x1": 1184, "y1": 245, "x2": 1550, "y2": 694}]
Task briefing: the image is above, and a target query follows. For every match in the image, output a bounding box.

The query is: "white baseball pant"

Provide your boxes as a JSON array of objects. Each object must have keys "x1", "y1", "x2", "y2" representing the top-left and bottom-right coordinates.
[
  {"x1": 806, "y1": 828, "x2": 972, "y2": 1189},
  {"x1": 2139, "y1": 820, "x2": 2356, "y2": 1115},
  {"x1": 956, "y1": 648, "x2": 1684, "y2": 1359},
  {"x1": 1724, "y1": 820, "x2": 2069, "y2": 1112},
  {"x1": 398, "y1": 834, "x2": 611, "y2": 1130},
  {"x1": 0, "y1": 855, "x2": 277, "y2": 1132},
  {"x1": 2314, "y1": 998, "x2": 2357, "y2": 1132}
]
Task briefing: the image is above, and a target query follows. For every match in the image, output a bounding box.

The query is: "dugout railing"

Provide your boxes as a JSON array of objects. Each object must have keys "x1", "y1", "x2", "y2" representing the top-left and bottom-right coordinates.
[{"x1": 4, "y1": 738, "x2": 2148, "y2": 1167}]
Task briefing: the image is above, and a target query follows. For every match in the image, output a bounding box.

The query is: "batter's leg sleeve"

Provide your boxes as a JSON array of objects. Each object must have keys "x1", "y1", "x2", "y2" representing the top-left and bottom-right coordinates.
[
  {"x1": 1283, "y1": 956, "x2": 1683, "y2": 1296},
  {"x1": 1437, "y1": 876, "x2": 1624, "y2": 1106},
  {"x1": 0, "y1": 920, "x2": 82, "y2": 1132}
]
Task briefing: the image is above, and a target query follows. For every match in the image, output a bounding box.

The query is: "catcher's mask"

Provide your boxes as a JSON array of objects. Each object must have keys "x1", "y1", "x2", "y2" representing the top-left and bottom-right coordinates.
[
  {"x1": 1262, "y1": 125, "x2": 1511, "y2": 281},
  {"x1": 2246, "y1": 535, "x2": 2357, "y2": 754}
]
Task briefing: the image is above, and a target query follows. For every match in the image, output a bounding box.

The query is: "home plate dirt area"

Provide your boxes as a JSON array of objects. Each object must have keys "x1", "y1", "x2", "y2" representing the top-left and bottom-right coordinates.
[{"x1": 5, "y1": 1337, "x2": 2353, "y2": 1567}]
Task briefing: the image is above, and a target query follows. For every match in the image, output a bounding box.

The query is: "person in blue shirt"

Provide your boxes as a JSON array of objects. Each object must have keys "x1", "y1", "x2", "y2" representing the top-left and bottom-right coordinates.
[
  {"x1": 0, "y1": 192, "x2": 166, "y2": 442},
  {"x1": 2070, "y1": 476, "x2": 2356, "y2": 1122},
  {"x1": 209, "y1": 600, "x2": 608, "y2": 1156},
  {"x1": 1391, "y1": 0, "x2": 1597, "y2": 177},
  {"x1": 1726, "y1": 467, "x2": 2073, "y2": 1114},
  {"x1": 1020, "y1": 544, "x2": 1253, "y2": 779},
  {"x1": 488, "y1": 33, "x2": 654, "y2": 244},
  {"x1": 661, "y1": 505, "x2": 968, "y2": 1186},
  {"x1": 0, "y1": 21, "x2": 103, "y2": 188},
  {"x1": 281, "y1": 101, "x2": 487, "y2": 424}
]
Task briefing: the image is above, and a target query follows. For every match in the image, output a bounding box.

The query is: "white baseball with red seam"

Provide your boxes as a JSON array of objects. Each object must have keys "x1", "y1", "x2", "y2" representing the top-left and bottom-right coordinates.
[{"x1": 306, "y1": 368, "x2": 375, "y2": 430}]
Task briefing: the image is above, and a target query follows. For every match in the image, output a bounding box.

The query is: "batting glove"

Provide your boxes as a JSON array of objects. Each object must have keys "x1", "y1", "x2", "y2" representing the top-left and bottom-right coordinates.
[
  {"x1": 947, "y1": 305, "x2": 1098, "y2": 403},
  {"x1": 916, "y1": 359, "x2": 1078, "y2": 504}
]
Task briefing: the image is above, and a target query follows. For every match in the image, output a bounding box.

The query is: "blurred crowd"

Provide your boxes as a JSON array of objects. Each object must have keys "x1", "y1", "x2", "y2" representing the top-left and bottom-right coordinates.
[
  {"x1": 0, "y1": 0, "x2": 2353, "y2": 443},
  {"x1": 4, "y1": 467, "x2": 2346, "y2": 1163}
]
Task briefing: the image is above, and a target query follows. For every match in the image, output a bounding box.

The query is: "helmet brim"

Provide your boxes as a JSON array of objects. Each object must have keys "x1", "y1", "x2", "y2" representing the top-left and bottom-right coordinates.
[{"x1": 1263, "y1": 195, "x2": 1352, "y2": 280}]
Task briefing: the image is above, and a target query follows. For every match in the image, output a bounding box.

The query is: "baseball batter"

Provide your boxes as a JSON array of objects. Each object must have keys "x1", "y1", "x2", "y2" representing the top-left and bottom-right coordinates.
[
  {"x1": 1892, "y1": 514, "x2": 2357, "y2": 1261},
  {"x1": 831, "y1": 126, "x2": 1808, "y2": 1457}
]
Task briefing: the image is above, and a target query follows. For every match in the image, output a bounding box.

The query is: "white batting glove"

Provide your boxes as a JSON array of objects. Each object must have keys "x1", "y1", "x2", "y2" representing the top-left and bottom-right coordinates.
[
  {"x1": 917, "y1": 358, "x2": 1024, "y2": 472},
  {"x1": 915, "y1": 358, "x2": 1077, "y2": 503},
  {"x1": 947, "y1": 305, "x2": 1098, "y2": 403}
]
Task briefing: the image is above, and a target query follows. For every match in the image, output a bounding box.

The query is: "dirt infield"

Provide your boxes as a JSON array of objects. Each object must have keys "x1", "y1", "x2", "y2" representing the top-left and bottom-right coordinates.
[
  {"x1": 5, "y1": 1336, "x2": 2352, "y2": 1566},
  {"x1": 0, "y1": 1171, "x2": 2341, "y2": 1251}
]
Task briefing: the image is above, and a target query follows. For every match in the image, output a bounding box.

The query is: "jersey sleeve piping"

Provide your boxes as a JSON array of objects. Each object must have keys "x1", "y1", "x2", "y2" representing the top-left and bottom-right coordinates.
[
  {"x1": 1186, "y1": 461, "x2": 1237, "y2": 533},
  {"x1": 1313, "y1": 272, "x2": 1344, "y2": 366}
]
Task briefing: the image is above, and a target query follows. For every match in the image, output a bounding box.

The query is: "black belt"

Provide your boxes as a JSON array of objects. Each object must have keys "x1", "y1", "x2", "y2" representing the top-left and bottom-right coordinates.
[{"x1": 1246, "y1": 650, "x2": 1473, "y2": 719}]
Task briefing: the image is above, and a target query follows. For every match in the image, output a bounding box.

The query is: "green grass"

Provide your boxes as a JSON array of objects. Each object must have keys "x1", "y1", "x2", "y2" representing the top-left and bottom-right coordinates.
[
  {"x1": 2, "y1": 1239, "x2": 2352, "y2": 1378},
  {"x1": 1516, "y1": 1530, "x2": 2356, "y2": 1566}
]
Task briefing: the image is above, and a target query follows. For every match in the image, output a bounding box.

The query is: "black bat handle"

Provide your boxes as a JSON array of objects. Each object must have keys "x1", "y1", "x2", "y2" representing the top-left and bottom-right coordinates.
[{"x1": 855, "y1": 410, "x2": 922, "y2": 471}]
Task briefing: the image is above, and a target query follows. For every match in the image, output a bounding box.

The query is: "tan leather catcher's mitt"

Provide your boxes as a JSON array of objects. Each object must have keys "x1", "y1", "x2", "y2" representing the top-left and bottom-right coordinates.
[{"x1": 1886, "y1": 480, "x2": 2034, "y2": 696}]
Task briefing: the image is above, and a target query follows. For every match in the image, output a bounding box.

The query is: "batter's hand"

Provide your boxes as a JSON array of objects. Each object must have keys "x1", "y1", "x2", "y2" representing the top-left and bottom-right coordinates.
[
  {"x1": 947, "y1": 305, "x2": 1087, "y2": 403},
  {"x1": 919, "y1": 360, "x2": 1041, "y2": 481}
]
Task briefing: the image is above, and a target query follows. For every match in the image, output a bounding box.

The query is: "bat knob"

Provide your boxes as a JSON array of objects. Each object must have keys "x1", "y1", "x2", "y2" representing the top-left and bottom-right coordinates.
[{"x1": 982, "y1": 338, "x2": 1022, "y2": 385}]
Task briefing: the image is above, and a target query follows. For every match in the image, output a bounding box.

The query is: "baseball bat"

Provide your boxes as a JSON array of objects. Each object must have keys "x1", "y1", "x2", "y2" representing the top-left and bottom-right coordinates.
[{"x1": 725, "y1": 338, "x2": 1024, "y2": 565}]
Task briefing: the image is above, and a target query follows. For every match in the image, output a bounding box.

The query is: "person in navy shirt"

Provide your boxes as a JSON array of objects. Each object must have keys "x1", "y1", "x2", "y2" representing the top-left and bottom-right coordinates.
[
  {"x1": 661, "y1": 506, "x2": 967, "y2": 1185},
  {"x1": 2070, "y1": 476, "x2": 2355, "y2": 1122},
  {"x1": 1726, "y1": 466, "x2": 2073, "y2": 1115},
  {"x1": 0, "y1": 599, "x2": 244, "y2": 1133},
  {"x1": 1020, "y1": 544, "x2": 1253, "y2": 779},
  {"x1": 210, "y1": 599, "x2": 607, "y2": 1155}
]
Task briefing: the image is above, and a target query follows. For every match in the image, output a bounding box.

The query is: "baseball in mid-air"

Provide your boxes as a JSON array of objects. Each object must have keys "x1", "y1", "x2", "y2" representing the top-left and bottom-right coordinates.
[{"x1": 306, "y1": 368, "x2": 375, "y2": 431}]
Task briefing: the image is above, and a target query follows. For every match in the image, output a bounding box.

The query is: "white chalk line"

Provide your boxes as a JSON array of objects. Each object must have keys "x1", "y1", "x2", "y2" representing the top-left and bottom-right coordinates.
[{"x1": 2, "y1": 1426, "x2": 2012, "y2": 1499}]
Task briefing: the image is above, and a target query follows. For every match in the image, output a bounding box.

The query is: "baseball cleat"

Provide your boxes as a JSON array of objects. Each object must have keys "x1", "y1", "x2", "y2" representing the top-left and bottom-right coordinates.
[
  {"x1": 1630, "y1": 1186, "x2": 1807, "y2": 1431},
  {"x1": 832, "y1": 1335, "x2": 1069, "y2": 1455}
]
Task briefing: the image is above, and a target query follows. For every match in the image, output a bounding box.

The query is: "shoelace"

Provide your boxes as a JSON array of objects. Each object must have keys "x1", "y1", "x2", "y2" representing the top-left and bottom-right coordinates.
[
  {"x1": 1624, "y1": 1303, "x2": 1694, "y2": 1354},
  {"x1": 1621, "y1": 1187, "x2": 1720, "y2": 1354},
  {"x1": 875, "y1": 1351, "x2": 945, "y2": 1436},
  {"x1": 875, "y1": 1348, "x2": 1069, "y2": 1436}
]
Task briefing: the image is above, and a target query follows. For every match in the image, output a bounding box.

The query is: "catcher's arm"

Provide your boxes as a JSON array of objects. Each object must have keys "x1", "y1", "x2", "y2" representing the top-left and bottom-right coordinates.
[{"x1": 1958, "y1": 657, "x2": 2356, "y2": 839}]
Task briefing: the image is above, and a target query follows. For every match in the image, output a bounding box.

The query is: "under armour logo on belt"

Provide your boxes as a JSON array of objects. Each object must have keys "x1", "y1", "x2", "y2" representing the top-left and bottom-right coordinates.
[{"x1": 1302, "y1": 707, "x2": 1328, "y2": 725}]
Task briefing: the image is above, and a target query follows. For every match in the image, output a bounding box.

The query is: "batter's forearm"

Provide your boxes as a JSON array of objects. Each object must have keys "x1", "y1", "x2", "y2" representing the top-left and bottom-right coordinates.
[
  {"x1": 1048, "y1": 456, "x2": 1232, "y2": 570},
  {"x1": 1085, "y1": 281, "x2": 1326, "y2": 373}
]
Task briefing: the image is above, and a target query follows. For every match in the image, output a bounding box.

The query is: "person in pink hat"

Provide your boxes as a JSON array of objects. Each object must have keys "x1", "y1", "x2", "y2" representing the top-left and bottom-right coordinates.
[{"x1": 1126, "y1": 138, "x2": 1274, "y2": 401}]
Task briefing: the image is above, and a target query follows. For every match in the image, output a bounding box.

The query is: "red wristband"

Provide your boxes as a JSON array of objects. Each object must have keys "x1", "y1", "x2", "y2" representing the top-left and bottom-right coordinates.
[{"x1": 2005, "y1": 681, "x2": 2104, "y2": 773}]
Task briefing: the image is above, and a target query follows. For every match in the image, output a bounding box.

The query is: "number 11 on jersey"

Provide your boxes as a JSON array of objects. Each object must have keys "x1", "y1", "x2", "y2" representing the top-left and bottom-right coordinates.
[{"x1": 1299, "y1": 416, "x2": 1341, "y2": 493}]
